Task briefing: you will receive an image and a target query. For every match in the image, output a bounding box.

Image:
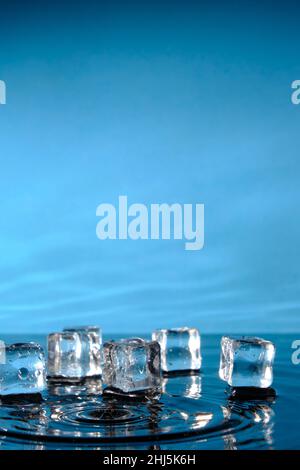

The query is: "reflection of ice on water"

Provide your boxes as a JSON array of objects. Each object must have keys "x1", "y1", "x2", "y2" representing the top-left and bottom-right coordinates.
[
  {"x1": 179, "y1": 409, "x2": 213, "y2": 430},
  {"x1": 221, "y1": 401, "x2": 275, "y2": 450},
  {"x1": 50, "y1": 405, "x2": 62, "y2": 421},
  {"x1": 191, "y1": 412, "x2": 213, "y2": 430},
  {"x1": 221, "y1": 405, "x2": 231, "y2": 420},
  {"x1": 162, "y1": 374, "x2": 202, "y2": 399},
  {"x1": 251, "y1": 404, "x2": 275, "y2": 448},
  {"x1": 223, "y1": 433, "x2": 238, "y2": 450},
  {"x1": 221, "y1": 404, "x2": 237, "y2": 450},
  {"x1": 252, "y1": 404, "x2": 274, "y2": 424},
  {"x1": 48, "y1": 377, "x2": 102, "y2": 397}
]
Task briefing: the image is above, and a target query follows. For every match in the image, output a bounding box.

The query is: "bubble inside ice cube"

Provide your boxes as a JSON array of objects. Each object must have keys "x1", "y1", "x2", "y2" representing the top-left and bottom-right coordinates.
[
  {"x1": 219, "y1": 336, "x2": 275, "y2": 388},
  {"x1": 152, "y1": 327, "x2": 201, "y2": 373},
  {"x1": 0, "y1": 342, "x2": 46, "y2": 396},
  {"x1": 102, "y1": 338, "x2": 161, "y2": 394}
]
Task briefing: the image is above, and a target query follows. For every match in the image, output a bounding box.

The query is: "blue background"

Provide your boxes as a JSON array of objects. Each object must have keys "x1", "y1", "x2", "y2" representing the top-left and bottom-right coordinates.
[{"x1": 0, "y1": 0, "x2": 299, "y2": 334}]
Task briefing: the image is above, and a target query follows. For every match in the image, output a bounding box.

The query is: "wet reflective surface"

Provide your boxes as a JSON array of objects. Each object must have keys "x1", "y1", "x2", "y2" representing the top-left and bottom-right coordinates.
[{"x1": 0, "y1": 334, "x2": 299, "y2": 449}]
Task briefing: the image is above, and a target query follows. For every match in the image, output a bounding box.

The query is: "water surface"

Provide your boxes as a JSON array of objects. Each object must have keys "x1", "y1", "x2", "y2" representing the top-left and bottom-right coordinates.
[{"x1": 0, "y1": 334, "x2": 298, "y2": 450}]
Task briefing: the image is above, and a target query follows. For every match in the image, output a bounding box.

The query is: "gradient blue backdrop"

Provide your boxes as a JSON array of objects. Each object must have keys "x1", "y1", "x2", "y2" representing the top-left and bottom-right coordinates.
[{"x1": 0, "y1": 0, "x2": 299, "y2": 333}]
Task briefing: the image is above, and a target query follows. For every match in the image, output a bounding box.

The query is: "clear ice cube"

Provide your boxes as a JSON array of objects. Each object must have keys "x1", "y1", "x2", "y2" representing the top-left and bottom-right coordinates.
[
  {"x1": 47, "y1": 331, "x2": 82, "y2": 380},
  {"x1": 102, "y1": 338, "x2": 161, "y2": 393},
  {"x1": 63, "y1": 326, "x2": 102, "y2": 377},
  {"x1": 152, "y1": 327, "x2": 201, "y2": 373},
  {"x1": 219, "y1": 336, "x2": 275, "y2": 388},
  {"x1": 48, "y1": 326, "x2": 102, "y2": 380},
  {"x1": 0, "y1": 342, "x2": 46, "y2": 396}
]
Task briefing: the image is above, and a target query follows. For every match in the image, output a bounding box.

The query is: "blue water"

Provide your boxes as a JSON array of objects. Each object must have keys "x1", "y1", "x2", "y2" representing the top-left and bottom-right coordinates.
[{"x1": 0, "y1": 334, "x2": 299, "y2": 449}]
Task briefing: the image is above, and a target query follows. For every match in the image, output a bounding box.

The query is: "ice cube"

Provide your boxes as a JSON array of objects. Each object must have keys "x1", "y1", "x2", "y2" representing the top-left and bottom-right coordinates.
[
  {"x1": 152, "y1": 327, "x2": 201, "y2": 373},
  {"x1": 0, "y1": 342, "x2": 46, "y2": 396},
  {"x1": 47, "y1": 331, "x2": 82, "y2": 380},
  {"x1": 102, "y1": 338, "x2": 161, "y2": 394},
  {"x1": 219, "y1": 336, "x2": 275, "y2": 388},
  {"x1": 63, "y1": 326, "x2": 102, "y2": 377}
]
